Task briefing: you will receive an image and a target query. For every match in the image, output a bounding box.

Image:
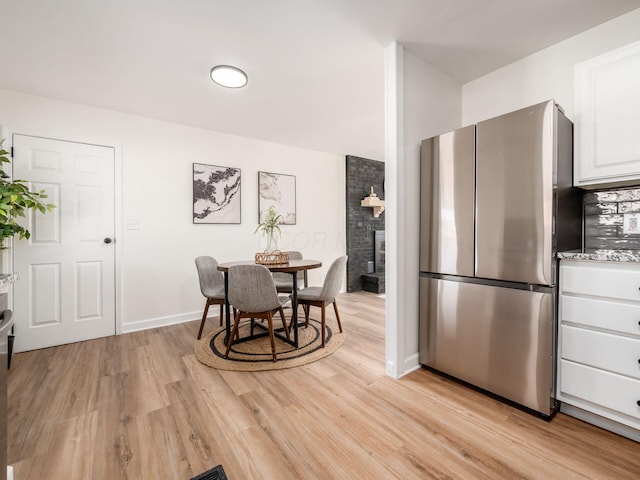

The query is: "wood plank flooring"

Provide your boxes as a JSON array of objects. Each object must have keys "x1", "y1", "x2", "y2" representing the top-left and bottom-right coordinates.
[{"x1": 8, "y1": 291, "x2": 640, "y2": 479}]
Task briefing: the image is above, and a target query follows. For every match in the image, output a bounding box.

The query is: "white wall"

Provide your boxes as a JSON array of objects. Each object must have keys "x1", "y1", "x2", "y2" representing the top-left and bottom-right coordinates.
[
  {"x1": 463, "y1": 8, "x2": 640, "y2": 124},
  {"x1": 385, "y1": 44, "x2": 461, "y2": 377},
  {"x1": 402, "y1": 50, "x2": 462, "y2": 372},
  {"x1": 0, "y1": 88, "x2": 345, "y2": 332}
]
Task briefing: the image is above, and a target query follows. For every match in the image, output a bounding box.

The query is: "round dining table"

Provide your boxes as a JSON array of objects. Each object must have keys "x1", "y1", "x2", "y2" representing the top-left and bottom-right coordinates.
[{"x1": 217, "y1": 259, "x2": 322, "y2": 348}]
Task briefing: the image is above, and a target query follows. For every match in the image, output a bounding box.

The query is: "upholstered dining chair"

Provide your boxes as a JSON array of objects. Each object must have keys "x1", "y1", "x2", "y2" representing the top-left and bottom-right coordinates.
[
  {"x1": 272, "y1": 250, "x2": 304, "y2": 293},
  {"x1": 296, "y1": 255, "x2": 347, "y2": 347},
  {"x1": 195, "y1": 256, "x2": 226, "y2": 340},
  {"x1": 225, "y1": 264, "x2": 291, "y2": 362}
]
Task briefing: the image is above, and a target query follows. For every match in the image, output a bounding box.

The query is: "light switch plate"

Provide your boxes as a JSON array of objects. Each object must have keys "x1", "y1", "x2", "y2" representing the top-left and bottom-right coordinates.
[
  {"x1": 126, "y1": 218, "x2": 140, "y2": 230},
  {"x1": 622, "y1": 213, "x2": 640, "y2": 234}
]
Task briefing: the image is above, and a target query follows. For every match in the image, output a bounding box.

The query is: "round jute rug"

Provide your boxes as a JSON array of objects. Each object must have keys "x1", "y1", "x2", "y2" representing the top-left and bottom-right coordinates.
[{"x1": 194, "y1": 318, "x2": 345, "y2": 371}]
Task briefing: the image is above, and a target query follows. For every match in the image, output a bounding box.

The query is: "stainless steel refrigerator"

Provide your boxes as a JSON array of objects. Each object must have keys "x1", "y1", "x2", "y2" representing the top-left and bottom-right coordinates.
[{"x1": 418, "y1": 100, "x2": 582, "y2": 416}]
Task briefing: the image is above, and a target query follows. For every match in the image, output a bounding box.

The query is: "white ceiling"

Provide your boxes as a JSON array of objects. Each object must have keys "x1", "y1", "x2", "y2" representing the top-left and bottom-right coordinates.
[{"x1": 2, "y1": 0, "x2": 640, "y2": 160}]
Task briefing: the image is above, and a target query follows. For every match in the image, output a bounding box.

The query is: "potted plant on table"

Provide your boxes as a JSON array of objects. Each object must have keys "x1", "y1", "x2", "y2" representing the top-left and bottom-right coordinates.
[
  {"x1": 0, "y1": 139, "x2": 55, "y2": 249},
  {"x1": 255, "y1": 205, "x2": 282, "y2": 253},
  {"x1": 254, "y1": 205, "x2": 288, "y2": 264}
]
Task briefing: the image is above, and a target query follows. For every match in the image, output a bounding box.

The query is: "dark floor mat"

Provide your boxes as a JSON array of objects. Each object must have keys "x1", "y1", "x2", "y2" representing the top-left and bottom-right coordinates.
[{"x1": 190, "y1": 464, "x2": 228, "y2": 480}]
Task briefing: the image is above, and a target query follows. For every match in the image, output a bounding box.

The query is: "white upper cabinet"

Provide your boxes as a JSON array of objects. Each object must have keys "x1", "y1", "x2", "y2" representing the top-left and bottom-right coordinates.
[{"x1": 574, "y1": 40, "x2": 640, "y2": 188}]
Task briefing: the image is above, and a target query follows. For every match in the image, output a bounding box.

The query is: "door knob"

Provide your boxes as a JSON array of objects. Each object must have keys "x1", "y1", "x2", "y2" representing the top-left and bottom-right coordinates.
[{"x1": 104, "y1": 237, "x2": 113, "y2": 244}]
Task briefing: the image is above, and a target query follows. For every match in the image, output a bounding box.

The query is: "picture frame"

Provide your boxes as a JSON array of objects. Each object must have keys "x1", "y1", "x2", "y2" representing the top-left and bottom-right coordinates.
[
  {"x1": 258, "y1": 171, "x2": 296, "y2": 225},
  {"x1": 193, "y1": 163, "x2": 241, "y2": 224}
]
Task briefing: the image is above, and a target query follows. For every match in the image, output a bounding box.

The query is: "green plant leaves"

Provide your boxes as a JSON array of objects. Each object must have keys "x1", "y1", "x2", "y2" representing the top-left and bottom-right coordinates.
[
  {"x1": 254, "y1": 205, "x2": 284, "y2": 238},
  {"x1": 0, "y1": 138, "x2": 56, "y2": 249}
]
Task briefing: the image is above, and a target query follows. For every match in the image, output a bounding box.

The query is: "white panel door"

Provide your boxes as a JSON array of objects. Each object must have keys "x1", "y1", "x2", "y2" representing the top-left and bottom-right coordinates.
[{"x1": 12, "y1": 134, "x2": 115, "y2": 352}]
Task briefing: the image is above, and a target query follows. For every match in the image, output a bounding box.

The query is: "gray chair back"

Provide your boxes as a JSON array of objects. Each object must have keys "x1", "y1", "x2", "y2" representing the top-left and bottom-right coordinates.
[
  {"x1": 287, "y1": 251, "x2": 303, "y2": 261},
  {"x1": 229, "y1": 264, "x2": 281, "y2": 313},
  {"x1": 319, "y1": 256, "x2": 348, "y2": 301},
  {"x1": 273, "y1": 251, "x2": 304, "y2": 285},
  {"x1": 195, "y1": 256, "x2": 224, "y2": 298}
]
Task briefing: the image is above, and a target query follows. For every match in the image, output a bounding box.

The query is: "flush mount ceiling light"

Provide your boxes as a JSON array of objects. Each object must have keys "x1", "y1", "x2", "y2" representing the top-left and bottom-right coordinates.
[{"x1": 210, "y1": 65, "x2": 248, "y2": 88}]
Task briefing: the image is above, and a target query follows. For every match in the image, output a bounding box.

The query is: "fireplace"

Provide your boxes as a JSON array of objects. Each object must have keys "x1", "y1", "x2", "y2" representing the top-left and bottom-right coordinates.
[
  {"x1": 362, "y1": 230, "x2": 385, "y2": 294},
  {"x1": 374, "y1": 230, "x2": 385, "y2": 273}
]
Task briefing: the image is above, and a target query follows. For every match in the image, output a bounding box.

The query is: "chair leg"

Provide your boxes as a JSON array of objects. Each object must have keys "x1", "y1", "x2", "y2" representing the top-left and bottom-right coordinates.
[
  {"x1": 267, "y1": 312, "x2": 277, "y2": 362},
  {"x1": 333, "y1": 300, "x2": 343, "y2": 333},
  {"x1": 321, "y1": 303, "x2": 326, "y2": 347},
  {"x1": 197, "y1": 300, "x2": 210, "y2": 340},
  {"x1": 279, "y1": 307, "x2": 290, "y2": 339},
  {"x1": 225, "y1": 311, "x2": 242, "y2": 358},
  {"x1": 304, "y1": 303, "x2": 310, "y2": 327},
  {"x1": 233, "y1": 308, "x2": 240, "y2": 339},
  {"x1": 235, "y1": 314, "x2": 242, "y2": 340},
  {"x1": 218, "y1": 303, "x2": 223, "y2": 327}
]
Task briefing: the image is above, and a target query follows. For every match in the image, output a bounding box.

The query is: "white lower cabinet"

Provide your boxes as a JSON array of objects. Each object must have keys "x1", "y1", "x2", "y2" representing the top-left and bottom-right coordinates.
[
  {"x1": 560, "y1": 361, "x2": 640, "y2": 423},
  {"x1": 558, "y1": 260, "x2": 640, "y2": 439}
]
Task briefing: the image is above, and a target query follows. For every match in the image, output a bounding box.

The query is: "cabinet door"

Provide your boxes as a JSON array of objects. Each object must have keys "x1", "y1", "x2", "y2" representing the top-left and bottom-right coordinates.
[{"x1": 575, "y1": 40, "x2": 640, "y2": 187}]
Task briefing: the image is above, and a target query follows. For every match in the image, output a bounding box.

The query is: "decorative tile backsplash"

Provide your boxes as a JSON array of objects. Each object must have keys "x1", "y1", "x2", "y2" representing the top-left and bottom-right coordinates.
[{"x1": 583, "y1": 186, "x2": 640, "y2": 250}]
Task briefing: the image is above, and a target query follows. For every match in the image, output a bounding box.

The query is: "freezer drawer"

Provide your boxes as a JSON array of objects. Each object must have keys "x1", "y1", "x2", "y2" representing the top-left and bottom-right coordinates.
[{"x1": 419, "y1": 276, "x2": 555, "y2": 415}]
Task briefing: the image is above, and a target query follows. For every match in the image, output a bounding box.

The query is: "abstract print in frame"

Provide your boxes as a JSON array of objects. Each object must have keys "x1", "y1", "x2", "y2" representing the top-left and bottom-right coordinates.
[
  {"x1": 258, "y1": 171, "x2": 296, "y2": 225},
  {"x1": 193, "y1": 163, "x2": 241, "y2": 224}
]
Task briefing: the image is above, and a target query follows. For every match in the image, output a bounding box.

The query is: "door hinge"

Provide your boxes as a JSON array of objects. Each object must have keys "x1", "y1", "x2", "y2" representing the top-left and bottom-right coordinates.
[{"x1": 10, "y1": 146, "x2": 14, "y2": 158}]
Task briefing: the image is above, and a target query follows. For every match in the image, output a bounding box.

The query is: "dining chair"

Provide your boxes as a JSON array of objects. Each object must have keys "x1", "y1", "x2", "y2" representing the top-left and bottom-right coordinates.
[
  {"x1": 296, "y1": 255, "x2": 347, "y2": 347},
  {"x1": 225, "y1": 264, "x2": 291, "y2": 361},
  {"x1": 195, "y1": 256, "x2": 226, "y2": 340},
  {"x1": 272, "y1": 250, "x2": 304, "y2": 293}
]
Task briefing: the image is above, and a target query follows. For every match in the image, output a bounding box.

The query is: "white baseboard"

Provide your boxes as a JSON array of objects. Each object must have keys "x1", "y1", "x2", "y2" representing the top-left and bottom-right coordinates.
[
  {"x1": 400, "y1": 352, "x2": 420, "y2": 377},
  {"x1": 560, "y1": 403, "x2": 640, "y2": 442},
  {"x1": 7, "y1": 465, "x2": 13, "y2": 480},
  {"x1": 120, "y1": 310, "x2": 204, "y2": 334},
  {"x1": 386, "y1": 353, "x2": 421, "y2": 379}
]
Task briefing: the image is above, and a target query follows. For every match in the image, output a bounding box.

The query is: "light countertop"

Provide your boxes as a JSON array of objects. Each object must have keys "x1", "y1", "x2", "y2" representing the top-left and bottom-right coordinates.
[
  {"x1": 557, "y1": 250, "x2": 640, "y2": 263},
  {"x1": 0, "y1": 273, "x2": 19, "y2": 288}
]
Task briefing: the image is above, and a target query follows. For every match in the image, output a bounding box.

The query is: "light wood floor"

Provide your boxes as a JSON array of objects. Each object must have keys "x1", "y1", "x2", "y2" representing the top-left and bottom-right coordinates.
[{"x1": 8, "y1": 291, "x2": 640, "y2": 479}]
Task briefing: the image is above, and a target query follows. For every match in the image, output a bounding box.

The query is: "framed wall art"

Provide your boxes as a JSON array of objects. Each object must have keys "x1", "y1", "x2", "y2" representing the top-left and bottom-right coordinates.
[
  {"x1": 258, "y1": 171, "x2": 296, "y2": 225},
  {"x1": 193, "y1": 163, "x2": 241, "y2": 224}
]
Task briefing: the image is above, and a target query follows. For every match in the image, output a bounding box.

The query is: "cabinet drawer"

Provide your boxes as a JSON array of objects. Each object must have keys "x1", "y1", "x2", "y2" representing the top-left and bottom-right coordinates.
[
  {"x1": 561, "y1": 295, "x2": 640, "y2": 336},
  {"x1": 561, "y1": 262, "x2": 640, "y2": 301},
  {"x1": 560, "y1": 360, "x2": 640, "y2": 420},
  {"x1": 561, "y1": 325, "x2": 640, "y2": 379}
]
